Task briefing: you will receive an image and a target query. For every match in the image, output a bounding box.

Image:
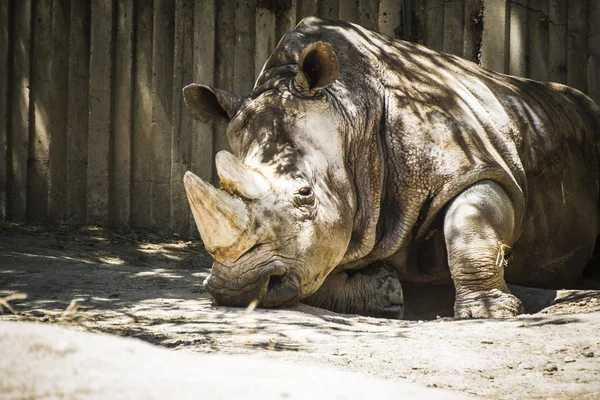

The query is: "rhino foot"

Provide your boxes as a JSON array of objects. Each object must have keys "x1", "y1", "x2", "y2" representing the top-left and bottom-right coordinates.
[
  {"x1": 303, "y1": 263, "x2": 404, "y2": 319},
  {"x1": 454, "y1": 288, "x2": 524, "y2": 319}
]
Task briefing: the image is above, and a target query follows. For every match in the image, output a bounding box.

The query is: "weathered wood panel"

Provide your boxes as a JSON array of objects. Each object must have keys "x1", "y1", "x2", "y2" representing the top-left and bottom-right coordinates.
[
  {"x1": 8, "y1": 0, "x2": 30, "y2": 222},
  {"x1": 277, "y1": 0, "x2": 297, "y2": 41},
  {"x1": 589, "y1": 0, "x2": 600, "y2": 104},
  {"x1": 0, "y1": 0, "x2": 10, "y2": 221},
  {"x1": 255, "y1": 6, "x2": 276, "y2": 78},
  {"x1": 4, "y1": 0, "x2": 600, "y2": 234},
  {"x1": 297, "y1": 0, "x2": 318, "y2": 20},
  {"x1": 87, "y1": 0, "x2": 113, "y2": 225},
  {"x1": 424, "y1": 0, "x2": 444, "y2": 51},
  {"x1": 47, "y1": 0, "x2": 69, "y2": 222},
  {"x1": 481, "y1": 0, "x2": 508, "y2": 73},
  {"x1": 443, "y1": 0, "x2": 464, "y2": 56},
  {"x1": 463, "y1": 0, "x2": 482, "y2": 62},
  {"x1": 213, "y1": 1, "x2": 235, "y2": 177},
  {"x1": 131, "y1": 0, "x2": 153, "y2": 228},
  {"x1": 66, "y1": 0, "x2": 90, "y2": 225},
  {"x1": 111, "y1": 0, "x2": 133, "y2": 227},
  {"x1": 29, "y1": 0, "x2": 52, "y2": 222},
  {"x1": 190, "y1": 0, "x2": 216, "y2": 236},
  {"x1": 170, "y1": 0, "x2": 194, "y2": 235},
  {"x1": 548, "y1": 0, "x2": 567, "y2": 83},
  {"x1": 359, "y1": 0, "x2": 379, "y2": 30},
  {"x1": 150, "y1": 0, "x2": 175, "y2": 230},
  {"x1": 527, "y1": 0, "x2": 549, "y2": 82},
  {"x1": 339, "y1": 0, "x2": 359, "y2": 24},
  {"x1": 567, "y1": 0, "x2": 589, "y2": 92},
  {"x1": 235, "y1": 0, "x2": 257, "y2": 95},
  {"x1": 318, "y1": 0, "x2": 339, "y2": 20},
  {"x1": 509, "y1": 0, "x2": 527, "y2": 77},
  {"x1": 378, "y1": 0, "x2": 400, "y2": 38}
]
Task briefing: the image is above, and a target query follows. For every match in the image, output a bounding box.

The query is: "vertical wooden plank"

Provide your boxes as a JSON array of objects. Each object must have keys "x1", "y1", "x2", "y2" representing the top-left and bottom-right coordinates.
[
  {"x1": 235, "y1": 0, "x2": 256, "y2": 95},
  {"x1": 481, "y1": 0, "x2": 509, "y2": 74},
  {"x1": 111, "y1": 0, "x2": 133, "y2": 227},
  {"x1": 589, "y1": 0, "x2": 600, "y2": 104},
  {"x1": 150, "y1": 0, "x2": 174, "y2": 231},
  {"x1": 339, "y1": 0, "x2": 358, "y2": 24},
  {"x1": 28, "y1": 0, "x2": 52, "y2": 223},
  {"x1": 318, "y1": 0, "x2": 339, "y2": 20},
  {"x1": 191, "y1": 0, "x2": 216, "y2": 180},
  {"x1": 276, "y1": 0, "x2": 296, "y2": 40},
  {"x1": 8, "y1": 0, "x2": 30, "y2": 222},
  {"x1": 191, "y1": 0, "x2": 215, "y2": 236},
  {"x1": 526, "y1": 0, "x2": 549, "y2": 82},
  {"x1": 443, "y1": 0, "x2": 464, "y2": 56},
  {"x1": 47, "y1": 0, "x2": 70, "y2": 223},
  {"x1": 567, "y1": 0, "x2": 589, "y2": 92},
  {"x1": 0, "y1": 0, "x2": 9, "y2": 221},
  {"x1": 66, "y1": 0, "x2": 90, "y2": 225},
  {"x1": 255, "y1": 6, "x2": 276, "y2": 78},
  {"x1": 87, "y1": 0, "x2": 113, "y2": 225},
  {"x1": 213, "y1": 1, "x2": 235, "y2": 177},
  {"x1": 131, "y1": 0, "x2": 153, "y2": 228},
  {"x1": 378, "y1": 0, "x2": 401, "y2": 38},
  {"x1": 548, "y1": 0, "x2": 567, "y2": 83},
  {"x1": 412, "y1": 0, "x2": 427, "y2": 44},
  {"x1": 297, "y1": 0, "x2": 317, "y2": 20},
  {"x1": 463, "y1": 0, "x2": 483, "y2": 62},
  {"x1": 170, "y1": 0, "x2": 194, "y2": 235},
  {"x1": 424, "y1": 0, "x2": 444, "y2": 51},
  {"x1": 359, "y1": 0, "x2": 379, "y2": 30},
  {"x1": 413, "y1": 0, "x2": 426, "y2": 44},
  {"x1": 231, "y1": 0, "x2": 255, "y2": 162},
  {"x1": 509, "y1": 0, "x2": 527, "y2": 77}
]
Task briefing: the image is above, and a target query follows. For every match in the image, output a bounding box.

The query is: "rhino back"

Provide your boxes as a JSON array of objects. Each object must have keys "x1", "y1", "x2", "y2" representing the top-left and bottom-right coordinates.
[{"x1": 257, "y1": 18, "x2": 600, "y2": 283}]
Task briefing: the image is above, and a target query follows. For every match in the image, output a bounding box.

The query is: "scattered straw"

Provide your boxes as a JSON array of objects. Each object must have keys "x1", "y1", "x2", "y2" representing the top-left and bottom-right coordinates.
[
  {"x1": 0, "y1": 293, "x2": 27, "y2": 315},
  {"x1": 244, "y1": 299, "x2": 259, "y2": 314},
  {"x1": 495, "y1": 242, "x2": 511, "y2": 268}
]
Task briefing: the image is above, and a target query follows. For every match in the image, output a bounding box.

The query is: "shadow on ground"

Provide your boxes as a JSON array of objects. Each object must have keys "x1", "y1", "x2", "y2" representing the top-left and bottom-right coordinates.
[{"x1": 1, "y1": 223, "x2": 600, "y2": 399}]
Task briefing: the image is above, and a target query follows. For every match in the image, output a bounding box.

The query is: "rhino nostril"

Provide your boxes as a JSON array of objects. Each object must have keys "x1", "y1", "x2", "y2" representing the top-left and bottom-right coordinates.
[
  {"x1": 267, "y1": 274, "x2": 284, "y2": 294},
  {"x1": 261, "y1": 271, "x2": 299, "y2": 307}
]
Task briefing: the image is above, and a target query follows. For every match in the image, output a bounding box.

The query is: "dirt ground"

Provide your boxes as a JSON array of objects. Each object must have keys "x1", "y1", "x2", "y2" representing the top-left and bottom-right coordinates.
[{"x1": 1, "y1": 223, "x2": 600, "y2": 399}]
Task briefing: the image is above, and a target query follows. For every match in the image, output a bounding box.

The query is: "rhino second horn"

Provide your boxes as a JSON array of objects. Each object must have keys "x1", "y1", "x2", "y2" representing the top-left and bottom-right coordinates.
[
  {"x1": 184, "y1": 171, "x2": 250, "y2": 260},
  {"x1": 215, "y1": 151, "x2": 270, "y2": 199}
]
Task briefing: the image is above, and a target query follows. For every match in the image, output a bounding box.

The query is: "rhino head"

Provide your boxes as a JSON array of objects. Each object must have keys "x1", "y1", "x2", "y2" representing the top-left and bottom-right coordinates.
[{"x1": 183, "y1": 42, "x2": 357, "y2": 308}]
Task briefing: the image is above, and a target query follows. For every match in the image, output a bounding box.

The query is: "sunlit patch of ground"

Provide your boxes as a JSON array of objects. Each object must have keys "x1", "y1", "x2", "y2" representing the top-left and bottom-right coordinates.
[{"x1": 1, "y1": 223, "x2": 600, "y2": 399}]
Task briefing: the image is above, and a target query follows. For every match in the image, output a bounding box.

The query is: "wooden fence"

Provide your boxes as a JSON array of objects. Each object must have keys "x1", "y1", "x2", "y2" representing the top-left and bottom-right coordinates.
[{"x1": 1, "y1": 0, "x2": 599, "y2": 236}]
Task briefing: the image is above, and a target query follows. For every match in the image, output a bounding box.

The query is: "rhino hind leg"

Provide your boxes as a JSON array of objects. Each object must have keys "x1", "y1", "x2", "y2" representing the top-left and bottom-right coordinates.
[
  {"x1": 444, "y1": 180, "x2": 524, "y2": 318},
  {"x1": 302, "y1": 262, "x2": 404, "y2": 319}
]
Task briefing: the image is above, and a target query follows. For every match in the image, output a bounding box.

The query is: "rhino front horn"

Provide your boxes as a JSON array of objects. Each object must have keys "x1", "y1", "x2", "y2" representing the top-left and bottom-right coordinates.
[{"x1": 184, "y1": 171, "x2": 252, "y2": 261}]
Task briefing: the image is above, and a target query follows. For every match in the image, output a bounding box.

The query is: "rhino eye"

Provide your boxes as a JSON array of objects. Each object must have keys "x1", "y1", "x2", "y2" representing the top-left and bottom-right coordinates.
[
  {"x1": 298, "y1": 187, "x2": 312, "y2": 196},
  {"x1": 295, "y1": 187, "x2": 315, "y2": 206}
]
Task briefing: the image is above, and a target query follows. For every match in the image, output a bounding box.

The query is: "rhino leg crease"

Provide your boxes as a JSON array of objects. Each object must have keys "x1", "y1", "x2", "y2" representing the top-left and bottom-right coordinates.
[
  {"x1": 444, "y1": 180, "x2": 524, "y2": 318},
  {"x1": 302, "y1": 262, "x2": 404, "y2": 319}
]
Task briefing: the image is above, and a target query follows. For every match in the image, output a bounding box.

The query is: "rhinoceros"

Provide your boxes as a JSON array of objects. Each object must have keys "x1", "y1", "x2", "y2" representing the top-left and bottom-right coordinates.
[{"x1": 182, "y1": 17, "x2": 600, "y2": 319}]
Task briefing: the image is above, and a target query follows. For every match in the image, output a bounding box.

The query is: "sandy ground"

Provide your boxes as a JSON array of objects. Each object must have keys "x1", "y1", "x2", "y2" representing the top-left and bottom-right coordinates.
[{"x1": 1, "y1": 223, "x2": 600, "y2": 399}]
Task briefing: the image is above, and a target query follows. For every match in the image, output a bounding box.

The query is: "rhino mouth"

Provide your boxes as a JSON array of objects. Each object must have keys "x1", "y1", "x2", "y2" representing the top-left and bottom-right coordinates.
[{"x1": 203, "y1": 260, "x2": 301, "y2": 308}]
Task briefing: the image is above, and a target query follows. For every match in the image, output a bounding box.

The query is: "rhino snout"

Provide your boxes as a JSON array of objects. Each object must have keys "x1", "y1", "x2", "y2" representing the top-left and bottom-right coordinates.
[{"x1": 203, "y1": 261, "x2": 301, "y2": 308}]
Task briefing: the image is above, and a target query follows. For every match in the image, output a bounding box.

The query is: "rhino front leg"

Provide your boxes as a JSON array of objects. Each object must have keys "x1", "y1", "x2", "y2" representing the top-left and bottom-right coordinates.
[
  {"x1": 444, "y1": 180, "x2": 524, "y2": 318},
  {"x1": 302, "y1": 262, "x2": 404, "y2": 319}
]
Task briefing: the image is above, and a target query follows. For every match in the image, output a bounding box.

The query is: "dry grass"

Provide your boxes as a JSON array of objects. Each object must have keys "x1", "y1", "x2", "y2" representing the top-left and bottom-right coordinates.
[
  {"x1": 496, "y1": 242, "x2": 511, "y2": 268},
  {"x1": 0, "y1": 293, "x2": 28, "y2": 315}
]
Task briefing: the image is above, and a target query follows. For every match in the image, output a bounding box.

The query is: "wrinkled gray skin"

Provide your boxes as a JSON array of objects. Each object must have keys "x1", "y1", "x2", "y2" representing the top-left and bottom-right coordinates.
[{"x1": 183, "y1": 17, "x2": 600, "y2": 319}]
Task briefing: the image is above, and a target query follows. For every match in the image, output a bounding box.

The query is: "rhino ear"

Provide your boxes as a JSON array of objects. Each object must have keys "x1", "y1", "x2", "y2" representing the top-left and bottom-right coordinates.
[
  {"x1": 182, "y1": 84, "x2": 241, "y2": 124},
  {"x1": 294, "y1": 42, "x2": 339, "y2": 96}
]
